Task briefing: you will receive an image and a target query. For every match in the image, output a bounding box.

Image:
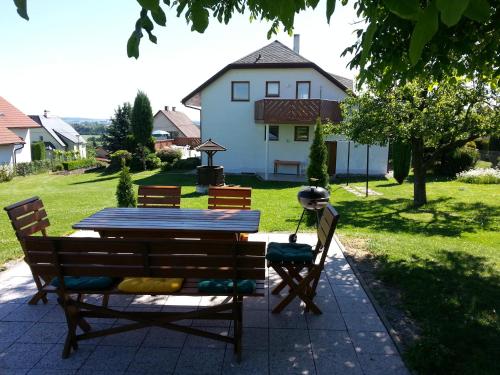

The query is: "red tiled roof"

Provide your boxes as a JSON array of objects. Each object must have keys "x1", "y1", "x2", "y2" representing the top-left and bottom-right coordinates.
[
  {"x1": 0, "y1": 127, "x2": 24, "y2": 145},
  {"x1": 0, "y1": 96, "x2": 40, "y2": 129},
  {"x1": 158, "y1": 110, "x2": 200, "y2": 138}
]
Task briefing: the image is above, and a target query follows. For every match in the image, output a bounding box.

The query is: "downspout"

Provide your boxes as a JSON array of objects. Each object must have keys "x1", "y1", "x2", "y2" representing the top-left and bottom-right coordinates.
[
  {"x1": 12, "y1": 143, "x2": 25, "y2": 166},
  {"x1": 184, "y1": 103, "x2": 202, "y2": 161},
  {"x1": 265, "y1": 124, "x2": 269, "y2": 180}
]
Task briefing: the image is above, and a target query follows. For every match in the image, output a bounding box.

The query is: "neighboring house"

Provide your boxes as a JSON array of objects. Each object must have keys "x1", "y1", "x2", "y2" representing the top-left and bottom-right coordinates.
[
  {"x1": 29, "y1": 111, "x2": 86, "y2": 158},
  {"x1": 181, "y1": 37, "x2": 388, "y2": 177},
  {"x1": 0, "y1": 96, "x2": 40, "y2": 166},
  {"x1": 153, "y1": 106, "x2": 200, "y2": 140}
]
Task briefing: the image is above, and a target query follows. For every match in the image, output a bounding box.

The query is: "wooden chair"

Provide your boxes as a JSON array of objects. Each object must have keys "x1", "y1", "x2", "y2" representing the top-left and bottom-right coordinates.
[
  {"x1": 137, "y1": 185, "x2": 181, "y2": 208},
  {"x1": 267, "y1": 204, "x2": 340, "y2": 314},
  {"x1": 4, "y1": 196, "x2": 52, "y2": 305},
  {"x1": 208, "y1": 186, "x2": 252, "y2": 240}
]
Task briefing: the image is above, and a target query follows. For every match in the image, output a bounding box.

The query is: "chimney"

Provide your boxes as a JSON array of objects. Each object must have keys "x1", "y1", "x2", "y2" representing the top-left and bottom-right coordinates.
[
  {"x1": 44, "y1": 110, "x2": 49, "y2": 118},
  {"x1": 172, "y1": 106, "x2": 176, "y2": 111},
  {"x1": 164, "y1": 106, "x2": 169, "y2": 111},
  {"x1": 293, "y1": 34, "x2": 300, "y2": 54}
]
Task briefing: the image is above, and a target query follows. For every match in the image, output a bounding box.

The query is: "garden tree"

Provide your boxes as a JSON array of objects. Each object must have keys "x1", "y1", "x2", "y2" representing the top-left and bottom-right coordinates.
[
  {"x1": 392, "y1": 142, "x2": 412, "y2": 184},
  {"x1": 334, "y1": 77, "x2": 499, "y2": 206},
  {"x1": 13, "y1": 1, "x2": 498, "y2": 88},
  {"x1": 102, "y1": 103, "x2": 132, "y2": 152},
  {"x1": 131, "y1": 91, "x2": 154, "y2": 170},
  {"x1": 116, "y1": 161, "x2": 137, "y2": 207},
  {"x1": 307, "y1": 119, "x2": 329, "y2": 188}
]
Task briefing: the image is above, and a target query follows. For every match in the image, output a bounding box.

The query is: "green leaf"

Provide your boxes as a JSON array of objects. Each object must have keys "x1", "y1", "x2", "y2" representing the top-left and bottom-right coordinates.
[
  {"x1": 437, "y1": 0, "x2": 469, "y2": 26},
  {"x1": 151, "y1": 6, "x2": 166, "y2": 26},
  {"x1": 137, "y1": 0, "x2": 160, "y2": 11},
  {"x1": 409, "y1": 2, "x2": 439, "y2": 65},
  {"x1": 359, "y1": 21, "x2": 377, "y2": 68},
  {"x1": 383, "y1": 0, "x2": 421, "y2": 20},
  {"x1": 190, "y1": 3, "x2": 209, "y2": 33},
  {"x1": 326, "y1": 0, "x2": 336, "y2": 23},
  {"x1": 127, "y1": 31, "x2": 141, "y2": 59},
  {"x1": 464, "y1": 0, "x2": 490, "y2": 22},
  {"x1": 14, "y1": 0, "x2": 29, "y2": 20}
]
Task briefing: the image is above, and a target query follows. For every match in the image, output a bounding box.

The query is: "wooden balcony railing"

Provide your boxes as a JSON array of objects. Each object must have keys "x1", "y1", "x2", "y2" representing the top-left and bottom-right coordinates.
[{"x1": 254, "y1": 99, "x2": 342, "y2": 124}]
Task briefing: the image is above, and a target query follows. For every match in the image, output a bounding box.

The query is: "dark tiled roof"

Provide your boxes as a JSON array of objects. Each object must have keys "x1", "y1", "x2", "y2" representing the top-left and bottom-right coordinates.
[
  {"x1": 29, "y1": 115, "x2": 85, "y2": 146},
  {"x1": 232, "y1": 41, "x2": 311, "y2": 65},
  {"x1": 182, "y1": 40, "x2": 354, "y2": 107},
  {"x1": 329, "y1": 73, "x2": 354, "y2": 90},
  {"x1": 158, "y1": 110, "x2": 200, "y2": 138}
]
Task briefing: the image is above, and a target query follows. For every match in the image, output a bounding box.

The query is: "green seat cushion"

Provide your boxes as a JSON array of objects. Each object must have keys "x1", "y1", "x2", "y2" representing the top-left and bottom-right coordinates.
[
  {"x1": 51, "y1": 276, "x2": 115, "y2": 290},
  {"x1": 266, "y1": 242, "x2": 314, "y2": 263},
  {"x1": 198, "y1": 279, "x2": 256, "y2": 294}
]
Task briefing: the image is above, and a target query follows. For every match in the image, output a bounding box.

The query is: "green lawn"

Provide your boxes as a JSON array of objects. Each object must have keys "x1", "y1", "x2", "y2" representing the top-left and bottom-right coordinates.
[{"x1": 0, "y1": 169, "x2": 499, "y2": 374}]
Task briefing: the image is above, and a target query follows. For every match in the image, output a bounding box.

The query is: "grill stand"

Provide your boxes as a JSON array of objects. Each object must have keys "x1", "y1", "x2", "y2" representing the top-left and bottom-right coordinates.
[{"x1": 289, "y1": 209, "x2": 321, "y2": 243}]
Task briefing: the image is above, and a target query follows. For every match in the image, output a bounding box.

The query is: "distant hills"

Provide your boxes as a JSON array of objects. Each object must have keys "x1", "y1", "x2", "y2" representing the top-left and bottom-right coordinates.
[{"x1": 63, "y1": 117, "x2": 111, "y2": 125}]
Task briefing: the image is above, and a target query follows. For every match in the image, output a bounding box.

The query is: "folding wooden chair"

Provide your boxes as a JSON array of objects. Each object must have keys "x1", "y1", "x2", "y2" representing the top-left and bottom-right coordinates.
[
  {"x1": 267, "y1": 204, "x2": 340, "y2": 314},
  {"x1": 208, "y1": 186, "x2": 252, "y2": 240},
  {"x1": 137, "y1": 185, "x2": 181, "y2": 208},
  {"x1": 4, "y1": 196, "x2": 52, "y2": 305}
]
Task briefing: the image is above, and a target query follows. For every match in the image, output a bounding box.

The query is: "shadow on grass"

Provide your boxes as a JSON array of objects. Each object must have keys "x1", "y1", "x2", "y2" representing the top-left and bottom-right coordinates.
[
  {"x1": 334, "y1": 196, "x2": 499, "y2": 237},
  {"x1": 70, "y1": 175, "x2": 119, "y2": 185},
  {"x1": 363, "y1": 250, "x2": 500, "y2": 374}
]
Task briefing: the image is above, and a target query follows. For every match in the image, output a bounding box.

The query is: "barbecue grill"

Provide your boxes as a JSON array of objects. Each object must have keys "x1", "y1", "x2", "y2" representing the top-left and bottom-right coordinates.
[{"x1": 289, "y1": 179, "x2": 330, "y2": 243}]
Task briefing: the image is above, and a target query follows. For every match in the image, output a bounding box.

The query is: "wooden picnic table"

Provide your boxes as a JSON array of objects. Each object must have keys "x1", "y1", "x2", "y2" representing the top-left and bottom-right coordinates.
[{"x1": 73, "y1": 207, "x2": 261, "y2": 239}]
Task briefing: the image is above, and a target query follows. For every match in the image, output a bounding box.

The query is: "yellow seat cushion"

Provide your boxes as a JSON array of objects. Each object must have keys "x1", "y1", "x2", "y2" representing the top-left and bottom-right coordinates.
[{"x1": 117, "y1": 277, "x2": 184, "y2": 293}]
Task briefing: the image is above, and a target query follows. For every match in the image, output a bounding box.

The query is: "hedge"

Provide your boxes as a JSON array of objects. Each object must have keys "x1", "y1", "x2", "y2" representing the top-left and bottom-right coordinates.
[
  {"x1": 15, "y1": 160, "x2": 53, "y2": 176},
  {"x1": 31, "y1": 142, "x2": 46, "y2": 161},
  {"x1": 62, "y1": 158, "x2": 98, "y2": 171}
]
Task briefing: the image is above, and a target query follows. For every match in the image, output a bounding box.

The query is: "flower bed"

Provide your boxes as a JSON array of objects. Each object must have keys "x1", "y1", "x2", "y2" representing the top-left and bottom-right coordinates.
[{"x1": 456, "y1": 168, "x2": 500, "y2": 184}]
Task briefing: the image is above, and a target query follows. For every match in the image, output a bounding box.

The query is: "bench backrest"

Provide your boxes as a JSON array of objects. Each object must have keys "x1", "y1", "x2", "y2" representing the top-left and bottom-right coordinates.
[
  {"x1": 208, "y1": 186, "x2": 252, "y2": 210},
  {"x1": 4, "y1": 196, "x2": 50, "y2": 250},
  {"x1": 137, "y1": 185, "x2": 181, "y2": 208},
  {"x1": 23, "y1": 236, "x2": 266, "y2": 282}
]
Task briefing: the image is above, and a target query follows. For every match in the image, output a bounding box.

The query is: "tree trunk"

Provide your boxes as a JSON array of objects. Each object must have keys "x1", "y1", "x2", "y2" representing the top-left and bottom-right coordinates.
[{"x1": 411, "y1": 138, "x2": 427, "y2": 207}]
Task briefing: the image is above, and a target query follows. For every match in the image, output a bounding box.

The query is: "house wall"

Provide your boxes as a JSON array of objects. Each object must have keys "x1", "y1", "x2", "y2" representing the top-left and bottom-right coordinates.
[
  {"x1": 199, "y1": 67, "x2": 388, "y2": 176},
  {"x1": 30, "y1": 127, "x2": 87, "y2": 158},
  {"x1": 11, "y1": 129, "x2": 32, "y2": 163},
  {"x1": 153, "y1": 113, "x2": 181, "y2": 138},
  {"x1": 0, "y1": 145, "x2": 14, "y2": 165},
  {"x1": 326, "y1": 135, "x2": 388, "y2": 175}
]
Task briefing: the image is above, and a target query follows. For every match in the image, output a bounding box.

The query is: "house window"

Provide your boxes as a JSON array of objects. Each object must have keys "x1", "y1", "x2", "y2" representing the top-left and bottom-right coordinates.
[
  {"x1": 294, "y1": 126, "x2": 309, "y2": 141},
  {"x1": 265, "y1": 125, "x2": 279, "y2": 141},
  {"x1": 39, "y1": 136, "x2": 43, "y2": 141},
  {"x1": 296, "y1": 81, "x2": 311, "y2": 99},
  {"x1": 266, "y1": 81, "x2": 280, "y2": 97},
  {"x1": 231, "y1": 81, "x2": 250, "y2": 101}
]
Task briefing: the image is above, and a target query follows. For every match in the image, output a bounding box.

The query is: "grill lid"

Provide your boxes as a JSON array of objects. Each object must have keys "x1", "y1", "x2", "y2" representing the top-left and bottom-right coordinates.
[{"x1": 297, "y1": 185, "x2": 330, "y2": 211}]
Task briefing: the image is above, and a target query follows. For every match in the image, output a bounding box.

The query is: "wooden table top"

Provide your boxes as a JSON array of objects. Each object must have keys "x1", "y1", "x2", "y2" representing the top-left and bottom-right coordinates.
[{"x1": 73, "y1": 207, "x2": 261, "y2": 234}]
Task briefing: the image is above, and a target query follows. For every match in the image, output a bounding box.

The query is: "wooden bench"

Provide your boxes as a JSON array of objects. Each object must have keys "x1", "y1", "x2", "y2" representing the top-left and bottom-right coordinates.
[
  {"x1": 274, "y1": 160, "x2": 301, "y2": 175},
  {"x1": 23, "y1": 236, "x2": 266, "y2": 361},
  {"x1": 137, "y1": 185, "x2": 181, "y2": 208}
]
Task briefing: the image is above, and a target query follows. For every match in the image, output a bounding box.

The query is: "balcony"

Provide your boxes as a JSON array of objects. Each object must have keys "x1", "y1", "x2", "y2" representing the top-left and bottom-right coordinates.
[{"x1": 254, "y1": 99, "x2": 342, "y2": 124}]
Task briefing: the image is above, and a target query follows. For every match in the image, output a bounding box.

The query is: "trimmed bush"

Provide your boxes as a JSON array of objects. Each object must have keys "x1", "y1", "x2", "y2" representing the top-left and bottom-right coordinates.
[
  {"x1": 109, "y1": 150, "x2": 132, "y2": 170},
  {"x1": 31, "y1": 142, "x2": 46, "y2": 161},
  {"x1": 456, "y1": 168, "x2": 500, "y2": 184},
  {"x1": 116, "y1": 163, "x2": 136, "y2": 207},
  {"x1": 160, "y1": 162, "x2": 173, "y2": 172},
  {"x1": 145, "y1": 153, "x2": 161, "y2": 169},
  {"x1": 157, "y1": 148, "x2": 183, "y2": 163},
  {"x1": 437, "y1": 146, "x2": 479, "y2": 176},
  {"x1": 307, "y1": 119, "x2": 329, "y2": 188},
  {"x1": 173, "y1": 157, "x2": 201, "y2": 170},
  {"x1": 392, "y1": 141, "x2": 411, "y2": 184},
  {"x1": 15, "y1": 160, "x2": 53, "y2": 176},
  {"x1": 0, "y1": 164, "x2": 14, "y2": 182},
  {"x1": 62, "y1": 158, "x2": 97, "y2": 171}
]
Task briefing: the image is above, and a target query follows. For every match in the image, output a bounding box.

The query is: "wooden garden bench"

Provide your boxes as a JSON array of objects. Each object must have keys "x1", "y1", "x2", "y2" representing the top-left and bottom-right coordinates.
[
  {"x1": 137, "y1": 185, "x2": 182, "y2": 208},
  {"x1": 23, "y1": 236, "x2": 266, "y2": 361}
]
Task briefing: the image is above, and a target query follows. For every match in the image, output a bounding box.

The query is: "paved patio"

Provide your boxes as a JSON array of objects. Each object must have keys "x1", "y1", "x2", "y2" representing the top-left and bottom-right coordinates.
[{"x1": 0, "y1": 232, "x2": 409, "y2": 374}]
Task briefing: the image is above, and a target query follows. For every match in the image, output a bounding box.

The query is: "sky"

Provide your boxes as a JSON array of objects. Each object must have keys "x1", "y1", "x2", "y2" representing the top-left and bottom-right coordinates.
[{"x1": 0, "y1": 0, "x2": 361, "y2": 121}]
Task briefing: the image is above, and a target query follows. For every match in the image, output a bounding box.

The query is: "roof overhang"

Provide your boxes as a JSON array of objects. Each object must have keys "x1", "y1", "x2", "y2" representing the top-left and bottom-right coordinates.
[{"x1": 181, "y1": 62, "x2": 351, "y2": 108}]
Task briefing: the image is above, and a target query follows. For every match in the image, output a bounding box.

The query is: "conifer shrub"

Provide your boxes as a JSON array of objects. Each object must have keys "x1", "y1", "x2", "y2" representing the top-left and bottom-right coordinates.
[
  {"x1": 307, "y1": 119, "x2": 329, "y2": 188},
  {"x1": 392, "y1": 141, "x2": 411, "y2": 184},
  {"x1": 116, "y1": 162, "x2": 136, "y2": 207}
]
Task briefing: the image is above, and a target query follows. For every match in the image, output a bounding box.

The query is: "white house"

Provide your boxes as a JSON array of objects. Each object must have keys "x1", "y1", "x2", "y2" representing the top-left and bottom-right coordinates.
[
  {"x1": 181, "y1": 37, "x2": 388, "y2": 178},
  {"x1": 29, "y1": 112, "x2": 86, "y2": 158},
  {"x1": 153, "y1": 106, "x2": 200, "y2": 140},
  {"x1": 0, "y1": 96, "x2": 40, "y2": 166}
]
